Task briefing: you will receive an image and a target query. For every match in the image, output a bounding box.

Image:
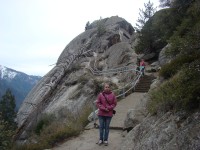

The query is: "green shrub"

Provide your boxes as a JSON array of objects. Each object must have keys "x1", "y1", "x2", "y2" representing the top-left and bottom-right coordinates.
[
  {"x1": 39, "y1": 105, "x2": 91, "y2": 147},
  {"x1": 34, "y1": 114, "x2": 55, "y2": 135},
  {"x1": 97, "y1": 18, "x2": 106, "y2": 37},
  {"x1": 166, "y1": 13, "x2": 200, "y2": 57},
  {"x1": 159, "y1": 54, "x2": 199, "y2": 79},
  {"x1": 14, "y1": 105, "x2": 92, "y2": 150},
  {"x1": 0, "y1": 117, "x2": 14, "y2": 150},
  {"x1": 39, "y1": 122, "x2": 80, "y2": 147},
  {"x1": 148, "y1": 64, "x2": 200, "y2": 114},
  {"x1": 76, "y1": 106, "x2": 92, "y2": 128}
]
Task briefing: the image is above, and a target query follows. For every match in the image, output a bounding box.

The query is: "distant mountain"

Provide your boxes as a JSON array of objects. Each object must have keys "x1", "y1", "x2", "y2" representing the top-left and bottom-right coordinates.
[{"x1": 0, "y1": 65, "x2": 41, "y2": 109}]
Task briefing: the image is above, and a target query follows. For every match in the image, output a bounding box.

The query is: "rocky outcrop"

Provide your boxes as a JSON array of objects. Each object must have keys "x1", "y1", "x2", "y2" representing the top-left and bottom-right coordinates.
[
  {"x1": 158, "y1": 44, "x2": 172, "y2": 66},
  {"x1": 121, "y1": 111, "x2": 200, "y2": 150},
  {"x1": 16, "y1": 16, "x2": 135, "y2": 140},
  {"x1": 121, "y1": 78, "x2": 200, "y2": 150}
]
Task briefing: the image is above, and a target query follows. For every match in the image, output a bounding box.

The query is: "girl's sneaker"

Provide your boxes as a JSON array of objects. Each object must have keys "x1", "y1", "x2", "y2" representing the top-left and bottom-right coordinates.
[
  {"x1": 104, "y1": 141, "x2": 108, "y2": 146},
  {"x1": 97, "y1": 140, "x2": 103, "y2": 145}
]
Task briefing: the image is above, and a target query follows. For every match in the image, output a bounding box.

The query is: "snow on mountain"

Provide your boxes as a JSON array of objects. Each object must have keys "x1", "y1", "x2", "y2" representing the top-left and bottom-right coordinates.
[
  {"x1": 0, "y1": 65, "x2": 42, "y2": 109},
  {"x1": 0, "y1": 65, "x2": 18, "y2": 79}
]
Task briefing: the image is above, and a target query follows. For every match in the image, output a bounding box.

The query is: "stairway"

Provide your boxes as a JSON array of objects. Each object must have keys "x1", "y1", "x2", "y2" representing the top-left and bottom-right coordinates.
[{"x1": 134, "y1": 75, "x2": 155, "y2": 93}]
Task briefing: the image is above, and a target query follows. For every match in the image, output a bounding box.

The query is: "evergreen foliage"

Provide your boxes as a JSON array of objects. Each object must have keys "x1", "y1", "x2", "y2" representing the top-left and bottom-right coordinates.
[
  {"x1": 135, "y1": 0, "x2": 156, "y2": 31},
  {"x1": 0, "y1": 115, "x2": 14, "y2": 150},
  {"x1": 85, "y1": 21, "x2": 90, "y2": 30},
  {"x1": 147, "y1": 0, "x2": 200, "y2": 114},
  {"x1": 0, "y1": 89, "x2": 17, "y2": 128},
  {"x1": 134, "y1": 7, "x2": 183, "y2": 54},
  {"x1": 0, "y1": 89, "x2": 17, "y2": 150},
  {"x1": 166, "y1": 0, "x2": 200, "y2": 56},
  {"x1": 159, "y1": 54, "x2": 200, "y2": 79},
  {"x1": 14, "y1": 106, "x2": 92, "y2": 150},
  {"x1": 35, "y1": 114, "x2": 55, "y2": 135},
  {"x1": 97, "y1": 17, "x2": 106, "y2": 37},
  {"x1": 149, "y1": 64, "x2": 200, "y2": 114}
]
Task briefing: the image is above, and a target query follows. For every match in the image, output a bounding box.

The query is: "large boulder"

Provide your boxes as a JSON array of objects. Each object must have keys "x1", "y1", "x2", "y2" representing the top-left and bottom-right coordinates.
[
  {"x1": 105, "y1": 42, "x2": 133, "y2": 68},
  {"x1": 123, "y1": 109, "x2": 147, "y2": 131},
  {"x1": 120, "y1": 112, "x2": 200, "y2": 150},
  {"x1": 16, "y1": 16, "x2": 136, "y2": 141},
  {"x1": 158, "y1": 44, "x2": 172, "y2": 67}
]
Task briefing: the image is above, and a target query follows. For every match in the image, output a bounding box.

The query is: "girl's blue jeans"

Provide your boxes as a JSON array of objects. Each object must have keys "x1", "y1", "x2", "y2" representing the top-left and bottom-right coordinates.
[{"x1": 98, "y1": 116, "x2": 112, "y2": 141}]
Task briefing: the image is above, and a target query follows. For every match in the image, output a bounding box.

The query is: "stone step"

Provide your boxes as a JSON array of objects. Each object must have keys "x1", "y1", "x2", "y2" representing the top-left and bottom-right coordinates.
[
  {"x1": 135, "y1": 87, "x2": 150, "y2": 90},
  {"x1": 134, "y1": 89, "x2": 149, "y2": 92},
  {"x1": 136, "y1": 82, "x2": 151, "y2": 86},
  {"x1": 134, "y1": 75, "x2": 155, "y2": 93},
  {"x1": 135, "y1": 84, "x2": 151, "y2": 87}
]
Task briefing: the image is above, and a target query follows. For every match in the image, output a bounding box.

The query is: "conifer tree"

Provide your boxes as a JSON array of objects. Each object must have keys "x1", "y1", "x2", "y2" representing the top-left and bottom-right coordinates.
[
  {"x1": 97, "y1": 17, "x2": 106, "y2": 37},
  {"x1": 0, "y1": 89, "x2": 16, "y2": 150},
  {"x1": 134, "y1": 1, "x2": 157, "y2": 54},
  {"x1": 0, "y1": 89, "x2": 17, "y2": 129},
  {"x1": 135, "y1": 0, "x2": 156, "y2": 31},
  {"x1": 85, "y1": 21, "x2": 90, "y2": 30},
  {"x1": 0, "y1": 113, "x2": 14, "y2": 150}
]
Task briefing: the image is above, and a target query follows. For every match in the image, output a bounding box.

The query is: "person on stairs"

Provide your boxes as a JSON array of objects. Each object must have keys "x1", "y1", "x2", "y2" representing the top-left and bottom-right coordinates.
[
  {"x1": 96, "y1": 83, "x2": 117, "y2": 146},
  {"x1": 140, "y1": 59, "x2": 146, "y2": 76},
  {"x1": 136, "y1": 62, "x2": 140, "y2": 75}
]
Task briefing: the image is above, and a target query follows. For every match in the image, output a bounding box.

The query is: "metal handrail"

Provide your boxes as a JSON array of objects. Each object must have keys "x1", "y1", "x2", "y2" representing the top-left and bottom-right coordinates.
[
  {"x1": 90, "y1": 68, "x2": 143, "y2": 125},
  {"x1": 86, "y1": 64, "x2": 138, "y2": 75},
  {"x1": 86, "y1": 62, "x2": 141, "y2": 93}
]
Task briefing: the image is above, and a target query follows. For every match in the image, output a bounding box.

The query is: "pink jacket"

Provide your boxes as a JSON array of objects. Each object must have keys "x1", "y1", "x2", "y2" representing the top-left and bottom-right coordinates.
[
  {"x1": 96, "y1": 91, "x2": 117, "y2": 117},
  {"x1": 140, "y1": 60, "x2": 145, "y2": 67}
]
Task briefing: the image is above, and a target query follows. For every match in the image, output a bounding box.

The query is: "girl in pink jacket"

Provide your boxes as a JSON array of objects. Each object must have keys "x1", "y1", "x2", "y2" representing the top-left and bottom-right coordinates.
[
  {"x1": 96, "y1": 83, "x2": 117, "y2": 146},
  {"x1": 140, "y1": 59, "x2": 146, "y2": 76}
]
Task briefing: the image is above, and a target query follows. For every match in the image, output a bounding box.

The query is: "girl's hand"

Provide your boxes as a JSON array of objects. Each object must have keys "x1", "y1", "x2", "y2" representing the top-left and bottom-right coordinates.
[{"x1": 105, "y1": 107, "x2": 109, "y2": 112}]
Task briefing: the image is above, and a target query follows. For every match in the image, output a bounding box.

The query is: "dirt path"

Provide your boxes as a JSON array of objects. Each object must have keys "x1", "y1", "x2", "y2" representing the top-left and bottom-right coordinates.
[
  {"x1": 51, "y1": 92, "x2": 146, "y2": 150},
  {"x1": 110, "y1": 92, "x2": 145, "y2": 128},
  {"x1": 51, "y1": 129, "x2": 123, "y2": 150}
]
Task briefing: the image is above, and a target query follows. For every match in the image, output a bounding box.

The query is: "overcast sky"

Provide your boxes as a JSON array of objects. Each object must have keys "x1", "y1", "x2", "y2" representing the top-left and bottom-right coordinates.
[{"x1": 0, "y1": 0, "x2": 160, "y2": 76}]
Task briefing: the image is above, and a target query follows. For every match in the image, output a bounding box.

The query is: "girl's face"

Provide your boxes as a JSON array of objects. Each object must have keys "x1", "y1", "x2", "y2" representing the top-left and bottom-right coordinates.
[{"x1": 104, "y1": 84, "x2": 110, "y2": 92}]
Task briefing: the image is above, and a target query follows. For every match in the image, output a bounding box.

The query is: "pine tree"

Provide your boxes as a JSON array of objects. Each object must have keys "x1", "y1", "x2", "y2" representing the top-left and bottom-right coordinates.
[
  {"x1": 0, "y1": 114, "x2": 14, "y2": 150},
  {"x1": 134, "y1": 1, "x2": 157, "y2": 54},
  {"x1": 85, "y1": 21, "x2": 90, "y2": 30},
  {"x1": 135, "y1": 0, "x2": 156, "y2": 31},
  {"x1": 0, "y1": 89, "x2": 16, "y2": 150},
  {"x1": 0, "y1": 89, "x2": 17, "y2": 129},
  {"x1": 97, "y1": 17, "x2": 106, "y2": 37}
]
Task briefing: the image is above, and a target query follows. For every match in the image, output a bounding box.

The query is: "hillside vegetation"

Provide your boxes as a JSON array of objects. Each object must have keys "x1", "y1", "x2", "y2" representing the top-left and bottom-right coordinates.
[{"x1": 139, "y1": 0, "x2": 200, "y2": 114}]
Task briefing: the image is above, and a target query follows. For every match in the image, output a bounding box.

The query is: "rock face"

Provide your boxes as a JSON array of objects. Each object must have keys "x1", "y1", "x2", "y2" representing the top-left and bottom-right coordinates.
[
  {"x1": 123, "y1": 94, "x2": 149, "y2": 131},
  {"x1": 158, "y1": 44, "x2": 172, "y2": 66},
  {"x1": 16, "y1": 16, "x2": 135, "y2": 140},
  {"x1": 121, "y1": 111, "x2": 200, "y2": 150},
  {"x1": 121, "y1": 78, "x2": 200, "y2": 150}
]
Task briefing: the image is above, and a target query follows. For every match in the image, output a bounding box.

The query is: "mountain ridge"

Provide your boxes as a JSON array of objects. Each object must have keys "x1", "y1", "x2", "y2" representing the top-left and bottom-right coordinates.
[{"x1": 0, "y1": 65, "x2": 41, "y2": 109}]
